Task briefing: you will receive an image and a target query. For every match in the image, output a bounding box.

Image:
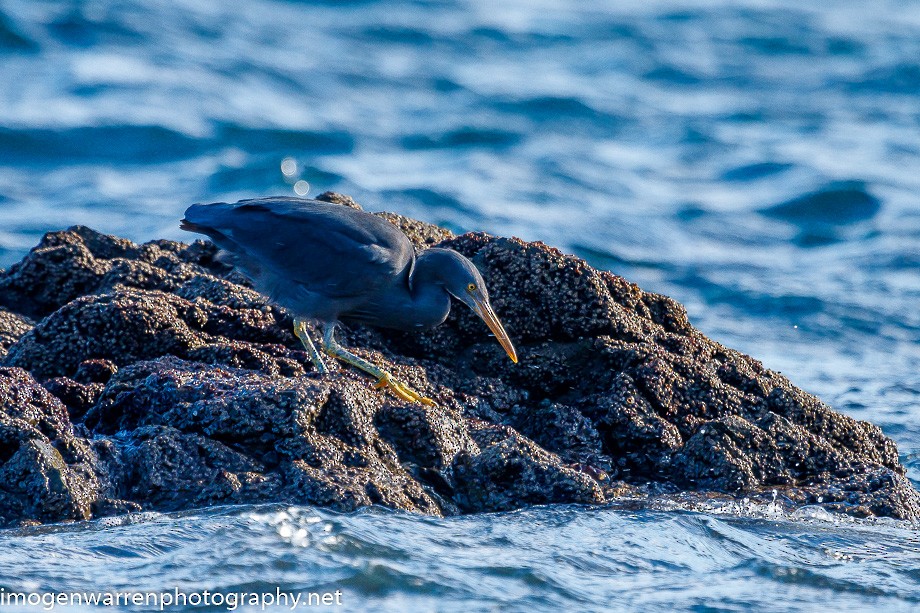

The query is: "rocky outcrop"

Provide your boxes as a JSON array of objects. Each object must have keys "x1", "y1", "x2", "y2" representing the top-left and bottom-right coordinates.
[{"x1": 0, "y1": 192, "x2": 916, "y2": 526}]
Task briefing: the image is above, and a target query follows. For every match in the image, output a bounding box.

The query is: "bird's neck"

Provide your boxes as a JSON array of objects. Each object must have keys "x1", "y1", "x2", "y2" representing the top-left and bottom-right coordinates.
[
  {"x1": 343, "y1": 249, "x2": 452, "y2": 331},
  {"x1": 403, "y1": 250, "x2": 453, "y2": 330}
]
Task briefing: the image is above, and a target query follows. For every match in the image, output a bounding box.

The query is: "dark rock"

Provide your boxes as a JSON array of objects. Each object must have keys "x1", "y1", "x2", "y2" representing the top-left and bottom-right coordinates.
[
  {"x1": 279, "y1": 456, "x2": 439, "y2": 513},
  {"x1": 376, "y1": 402, "x2": 479, "y2": 470},
  {"x1": 5, "y1": 290, "x2": 207, "y2": 380},
  {"x1": 0, "y1": 437, "x2": 94, "y2": 524},
  {"x1": 450, "y1": 435, "x2": 605, "y2": 512},
  {"x1": 42, "y1": 377, "x2": 104, "y2": 421},
  {"x1": 0, "y1": 308, "x2": 32, "y2": 359},
  {"x1": 0, "y1": 368, "x2": 125, "y2": 525},
  {"x1": 82, "y1": 355, "x2": 442, "y2": 515},
  {"x1": 1, "y1": 367, "x2": 72, "y2": 441},
  {"x1": 117, "y1": 425, "x2": 268, "y2": 510},
  {"x1": 581, "y1": 373, "x2": 684, "y2": 479},
  {"x1": 73, "y1": 359, "x2": 118, "y2": 385},
  {"x1": 0, "y1": 226, "x2": 224, "y2": 319},
  {"x1": 84, "y1": 357, "x2": 325, "y2": 441},
  {"x1": 0, "y1": 192, "x2": 916, "y2": 525},
  {"x1": 508, "y1": 401, "x2": 606, "y2": 470},
  {"x1": 315, "y1": 191, "x2": 363, "y2": 210},
  {"x1": 376, "y1": 211, "x2": 454, "y2": 251}
]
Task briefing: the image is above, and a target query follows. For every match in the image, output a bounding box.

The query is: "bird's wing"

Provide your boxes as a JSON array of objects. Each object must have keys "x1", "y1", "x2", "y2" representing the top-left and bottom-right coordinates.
[{"x1": 184, "y1": 198, "x2": 414, "y2": 299}]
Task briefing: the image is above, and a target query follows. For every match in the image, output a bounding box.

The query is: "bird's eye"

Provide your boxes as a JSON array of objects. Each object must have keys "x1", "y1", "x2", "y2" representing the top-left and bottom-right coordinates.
[{"x1": 467, "y1": 283, "x2": 476, "y2": 292}]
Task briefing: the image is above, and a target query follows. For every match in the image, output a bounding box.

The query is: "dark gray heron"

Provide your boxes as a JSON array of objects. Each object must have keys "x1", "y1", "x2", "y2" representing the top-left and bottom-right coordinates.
[{"x1": 180, "y1": 197, "x2": 517, "y2": 404}]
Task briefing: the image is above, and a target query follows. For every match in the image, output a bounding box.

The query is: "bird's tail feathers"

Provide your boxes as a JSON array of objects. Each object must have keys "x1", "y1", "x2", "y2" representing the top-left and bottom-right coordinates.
[{"x1": 179, "y1": 218, "x2": 206, "y2": 233}]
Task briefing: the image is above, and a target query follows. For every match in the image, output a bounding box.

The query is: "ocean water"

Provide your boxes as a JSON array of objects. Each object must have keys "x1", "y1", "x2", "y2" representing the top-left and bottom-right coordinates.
[
  {"x1": 0, "y1": 0, "x2": 919, "y2": 610},
  {"x1": 2, "y1": 504, "x2": 920, "y2": 613}
]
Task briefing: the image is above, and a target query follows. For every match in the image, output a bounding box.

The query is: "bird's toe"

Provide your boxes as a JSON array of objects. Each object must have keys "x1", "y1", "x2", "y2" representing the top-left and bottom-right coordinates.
[{"x1": 374, "y1": 373, "x2": 436, "y2": 406}]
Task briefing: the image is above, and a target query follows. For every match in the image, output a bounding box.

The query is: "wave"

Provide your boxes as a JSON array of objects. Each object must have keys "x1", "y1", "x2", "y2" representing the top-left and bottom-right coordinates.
[
  {"x1": 401, "y1": 127, "x2": 522, "y2": 150},
  {"x1": 0, "y1": 124, "x2": 354, "y2": 166},
  {"x1": 0, "y1": 125, "x2": 206, "y2": 164},
  {"x1": 2, "y1": 504, "x2": 919, "y2": 611},
  {"x1": 759, "y1": 181, "x2": 882, "y2": 226},
  {"x1": 0, "y1": 10, "x2": 37, "y2": 52}
]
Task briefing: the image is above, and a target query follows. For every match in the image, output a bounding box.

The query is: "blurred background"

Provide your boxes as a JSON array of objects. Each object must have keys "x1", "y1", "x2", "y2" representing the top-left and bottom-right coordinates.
[{"x1": 1, "y1": 2, "x2": 920, "y2": 609}]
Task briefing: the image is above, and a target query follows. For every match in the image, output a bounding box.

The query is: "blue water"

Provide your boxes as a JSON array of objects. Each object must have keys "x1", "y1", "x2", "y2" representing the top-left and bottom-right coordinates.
[
  {"x1": 1, "y1": 0, "x2": 919, "y2": 610},
  {"x1": 3, "y1": 504, "x2": 920, "y2": 613}
]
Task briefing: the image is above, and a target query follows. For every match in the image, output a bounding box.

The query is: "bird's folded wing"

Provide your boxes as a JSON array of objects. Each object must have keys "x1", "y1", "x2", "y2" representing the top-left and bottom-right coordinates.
[{"x1": 200, "y1": 200, "x2": 414, "y2": 299}]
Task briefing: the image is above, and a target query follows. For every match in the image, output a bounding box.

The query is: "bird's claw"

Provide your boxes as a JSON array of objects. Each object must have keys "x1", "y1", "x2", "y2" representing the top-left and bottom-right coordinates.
[{"x1": 374, "y1": 373, "x2": 436, "y2": 406}]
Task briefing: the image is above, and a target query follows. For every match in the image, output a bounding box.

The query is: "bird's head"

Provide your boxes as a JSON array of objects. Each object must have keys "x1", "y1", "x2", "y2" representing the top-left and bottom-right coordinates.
[{"x1": 422, "y1": 248, "x2": 518, "y2": 363}]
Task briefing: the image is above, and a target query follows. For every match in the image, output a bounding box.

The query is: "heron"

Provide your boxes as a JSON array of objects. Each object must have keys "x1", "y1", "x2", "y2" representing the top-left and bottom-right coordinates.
[{"x1": 180, "y1": 196, "x2": 517, "y2": 405}]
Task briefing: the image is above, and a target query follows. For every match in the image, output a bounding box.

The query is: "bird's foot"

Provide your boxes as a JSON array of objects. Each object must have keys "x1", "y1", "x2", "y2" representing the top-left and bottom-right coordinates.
[{"x1": 374, "y1": 373, "x2": 436, "y2": 406}]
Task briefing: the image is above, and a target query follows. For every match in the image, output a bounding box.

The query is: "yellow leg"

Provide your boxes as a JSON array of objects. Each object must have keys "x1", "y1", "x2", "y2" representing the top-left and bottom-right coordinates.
[
  {"x1": 321, "y1": 325, "x2": 435, "y2": 406},
  {"x1": 293, "y1": 318, "x2": 328, "y2": 374}
]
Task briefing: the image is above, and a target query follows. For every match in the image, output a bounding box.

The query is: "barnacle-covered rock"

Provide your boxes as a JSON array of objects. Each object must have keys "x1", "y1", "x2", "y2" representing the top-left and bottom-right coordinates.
[
  {"x1": 0, "y1": 308, "x2": 32, "y2": 359},
  {"x1": 0, "y1": 193, "x2": 916, "y2": 526},
  {"x1": 0, "y1": 367, "x2": 128, "y2": 525}
]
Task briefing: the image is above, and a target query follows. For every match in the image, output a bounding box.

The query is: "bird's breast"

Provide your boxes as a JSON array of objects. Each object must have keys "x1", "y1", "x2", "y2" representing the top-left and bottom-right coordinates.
[{"x1": 340, "y1": 283, "x2": 451, "y2": 332}]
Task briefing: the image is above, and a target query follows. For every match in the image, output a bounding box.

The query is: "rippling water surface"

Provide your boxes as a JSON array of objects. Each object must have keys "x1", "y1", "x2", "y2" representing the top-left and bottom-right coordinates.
[
  {"x1": 1, "y1": 0, "x2": 919, "y2": 610},
  {"x1": 2, "y1": 504, "x2": 920, "y2": 612}
]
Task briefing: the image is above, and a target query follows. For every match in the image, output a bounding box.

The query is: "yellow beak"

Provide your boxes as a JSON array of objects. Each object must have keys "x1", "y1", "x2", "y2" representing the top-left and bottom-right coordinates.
[{"x1": 472, "y1": 299, "x2": 518, "y2": 363}]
